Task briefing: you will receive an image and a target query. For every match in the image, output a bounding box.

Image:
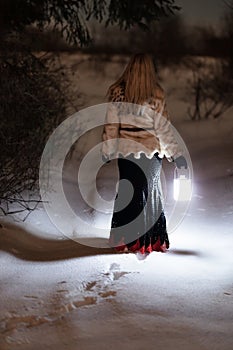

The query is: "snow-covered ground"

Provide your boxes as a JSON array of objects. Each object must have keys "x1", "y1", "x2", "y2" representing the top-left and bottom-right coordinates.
[{"x1": 0, "y1": 54, "x2": 232, "y2": 350}]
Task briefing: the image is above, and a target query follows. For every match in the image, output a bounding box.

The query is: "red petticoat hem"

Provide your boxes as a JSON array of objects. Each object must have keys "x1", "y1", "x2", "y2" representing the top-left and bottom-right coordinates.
[{"x1": 112, "y1": 237, "x2": 168, "y2": 254}]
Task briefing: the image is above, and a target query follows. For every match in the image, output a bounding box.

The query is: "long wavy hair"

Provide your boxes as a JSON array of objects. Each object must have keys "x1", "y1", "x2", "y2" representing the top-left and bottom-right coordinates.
[{"x1": 107, "y1": 53, "x2": 164, "y2": 104}]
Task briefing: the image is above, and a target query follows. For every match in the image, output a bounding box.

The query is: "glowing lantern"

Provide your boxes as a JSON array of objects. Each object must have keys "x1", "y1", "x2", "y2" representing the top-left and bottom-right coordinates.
[{"x1": 173, "y1": 167, "x2": 192, "y2": 201}]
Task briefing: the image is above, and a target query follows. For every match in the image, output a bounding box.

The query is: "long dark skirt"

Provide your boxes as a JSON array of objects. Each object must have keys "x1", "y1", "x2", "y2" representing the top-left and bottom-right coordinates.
[{"x1": 109, "y1": 153, "x2": 169, "y2": 254}]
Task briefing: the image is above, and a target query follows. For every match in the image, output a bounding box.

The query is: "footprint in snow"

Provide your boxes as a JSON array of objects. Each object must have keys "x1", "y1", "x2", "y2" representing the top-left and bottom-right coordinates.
[{"x1": 105, "y1": 263, "x2": 131, "y2": 281}]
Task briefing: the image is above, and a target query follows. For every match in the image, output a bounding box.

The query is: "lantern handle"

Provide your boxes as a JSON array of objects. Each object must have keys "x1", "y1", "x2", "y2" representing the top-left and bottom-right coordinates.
[{"x1": 174, "y1": 166, "x2": 191, "y2": 179}]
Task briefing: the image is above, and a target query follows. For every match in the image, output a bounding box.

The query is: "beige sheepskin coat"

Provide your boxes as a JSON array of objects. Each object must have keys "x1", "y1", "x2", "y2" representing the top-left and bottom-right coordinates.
[{"x1": 102, "y1": 85, "x2": 183, "y2": 161}]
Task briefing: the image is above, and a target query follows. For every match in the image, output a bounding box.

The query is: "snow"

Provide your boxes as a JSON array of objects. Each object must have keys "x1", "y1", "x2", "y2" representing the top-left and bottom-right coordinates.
[{"x1": 0, "y1": 54, "x2": 232, "y2": 349}]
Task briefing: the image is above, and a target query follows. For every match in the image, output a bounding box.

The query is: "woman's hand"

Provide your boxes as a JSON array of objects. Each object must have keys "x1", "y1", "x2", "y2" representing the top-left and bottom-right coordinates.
[
  {"x1": 174, "y1": 155, "x2": 188, "y2": 169},
  {"x1": 102, "y1": 155, "x2": 111, "y2": 164}
]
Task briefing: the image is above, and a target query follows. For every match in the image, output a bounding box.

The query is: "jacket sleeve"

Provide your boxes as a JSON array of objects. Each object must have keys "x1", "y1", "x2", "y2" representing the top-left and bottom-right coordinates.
[
  {"x1": 153, "y1": 98, "x2": 183, "y2": 162},
  {"x1": 102, "y1": 102, "x2": 120, "y2": 158}
]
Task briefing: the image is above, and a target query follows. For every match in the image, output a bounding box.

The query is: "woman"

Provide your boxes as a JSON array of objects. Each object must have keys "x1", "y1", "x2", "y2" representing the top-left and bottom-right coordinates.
[{"x1": 102, "y1": 53, "x2": 187, "y2": 255}]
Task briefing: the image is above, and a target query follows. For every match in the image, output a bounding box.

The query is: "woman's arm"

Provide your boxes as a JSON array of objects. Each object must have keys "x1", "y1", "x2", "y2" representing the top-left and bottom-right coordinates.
[{"x1": 153, "y1": 98, "x2": 183, "y2": 162}]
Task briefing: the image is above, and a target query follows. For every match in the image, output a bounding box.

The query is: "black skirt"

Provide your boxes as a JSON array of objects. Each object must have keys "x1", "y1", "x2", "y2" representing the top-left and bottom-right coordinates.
[{"x1": 109, "y1": 153, "x2": 169, "y2": 254}]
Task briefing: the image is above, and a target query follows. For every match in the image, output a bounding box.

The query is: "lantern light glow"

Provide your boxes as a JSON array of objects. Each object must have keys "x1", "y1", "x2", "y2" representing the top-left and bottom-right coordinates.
[{"x1": 173, "y1": 167, "x2": 192, "y2": 201}]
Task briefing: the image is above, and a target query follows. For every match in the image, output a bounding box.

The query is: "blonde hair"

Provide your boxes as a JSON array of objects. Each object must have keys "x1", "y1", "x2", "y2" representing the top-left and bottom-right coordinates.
[{"x1": 107, "y1": 53, "x2": 164, "y2": 104}]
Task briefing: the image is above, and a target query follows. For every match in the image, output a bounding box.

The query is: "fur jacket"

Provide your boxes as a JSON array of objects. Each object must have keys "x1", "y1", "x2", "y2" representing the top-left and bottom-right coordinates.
[{"x1": 102, "y1": 84, "x2": 183, "y2": 161}]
